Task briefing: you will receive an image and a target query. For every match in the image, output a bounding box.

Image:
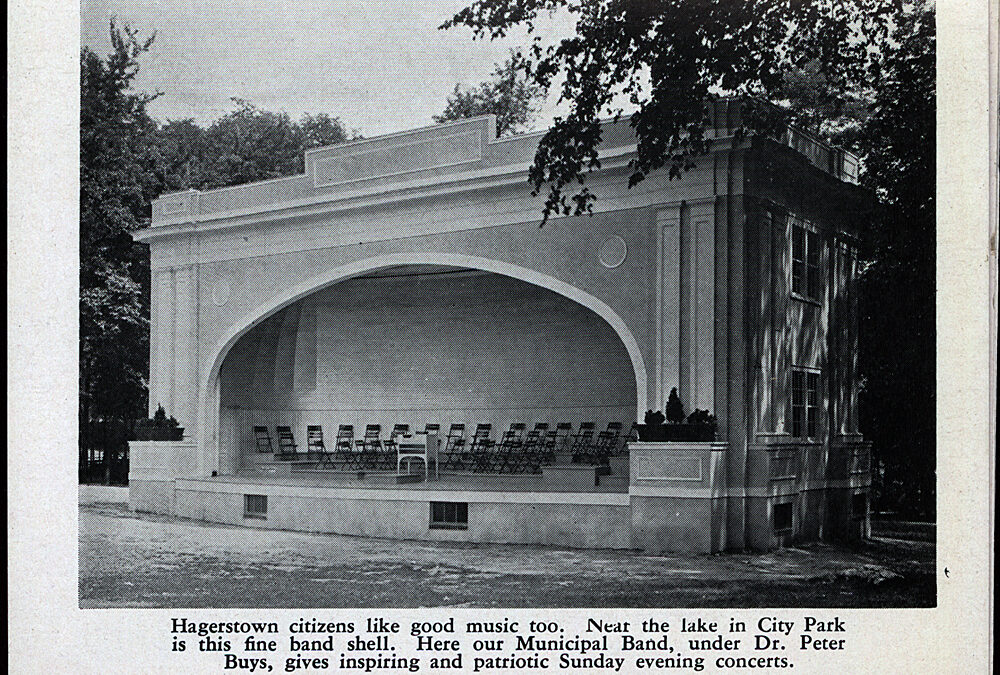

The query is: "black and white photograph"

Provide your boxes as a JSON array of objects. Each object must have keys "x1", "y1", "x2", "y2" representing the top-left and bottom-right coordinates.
[{"x1": 9, "y1": 0, "x2": 995, "y2": 671}]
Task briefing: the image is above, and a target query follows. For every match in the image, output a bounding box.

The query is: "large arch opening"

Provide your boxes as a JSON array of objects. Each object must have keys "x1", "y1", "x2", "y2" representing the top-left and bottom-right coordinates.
[{"x1": 214, "y1": 264, "x2": 640, "y2": 474}]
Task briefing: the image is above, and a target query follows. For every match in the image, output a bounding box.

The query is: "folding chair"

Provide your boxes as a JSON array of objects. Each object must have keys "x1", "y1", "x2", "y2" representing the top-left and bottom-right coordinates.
[
  {"x1": 355, "y1": 424, "x2": 383, "y2": 470},
  {"x1": 333, "y1": 424, "x2": 356, "y2": 469},
  {"x1": 589, "y1": 430, "x2": 618, "y2": 466},
  {"x1": 569, "y1": 422, "x2": 595, "y2": 462},
  {"x1": 468, "y1": 424, "x2": 494, "y2": 473},
  {"x1": 606, "y1": 421, "x2": 624, "y2": 456},
  {"x1": 552, "y1": 422, "x2": 573, "y2": 454},
  {"x1": 308, "y1": 425, "x2": 334, "y2": 468},
  {"x1": 494, "y1": 429, "x2": 524, "y2": 473},
  {"x1": 520, "y1": 429, "x2": 545, "y2": 474},
  {"x1": 540, "y1": 429, "x2": 560, "y2": 464},
  {"x1": 441, "y1": 423, "x2": 467, "y2": 470},
  {"x1": 275, "y1": 425, "x2": 298, "y2": 459},
  {"x1": 253, "y1": 426, "x2": 274, "y2": 454}
]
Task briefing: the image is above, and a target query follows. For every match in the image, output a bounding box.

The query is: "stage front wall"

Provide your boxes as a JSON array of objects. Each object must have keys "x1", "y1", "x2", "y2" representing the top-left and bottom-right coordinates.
[{"x1": 218, "y1": 269, "x2": 637, "y2": 470}]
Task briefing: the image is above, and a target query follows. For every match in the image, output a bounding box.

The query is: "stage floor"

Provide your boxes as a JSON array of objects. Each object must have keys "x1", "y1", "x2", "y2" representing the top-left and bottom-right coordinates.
[{"x1": 216, "y1": 468, "x2": 629, "y2": 494}]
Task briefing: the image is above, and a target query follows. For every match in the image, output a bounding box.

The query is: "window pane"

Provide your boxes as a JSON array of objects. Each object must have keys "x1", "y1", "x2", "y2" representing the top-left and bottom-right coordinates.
[
  {"x1": 807, "y1": 231, "x2": 820, "y2": 265},
  {"x1": 773, "y1": 503, "x2": 793, "y2": 531},
  {"x1": 807, "y1": 262, "x2": 821, "y2": 299},
  {"x1": 792, "y1": 260, "x2": 805, "y2": 294},
  {"x1": 791, "y1": 371, "x2": 804, "y2": 405},
  {"x1": 792, "y1": 226, "x2": 805, "y2": 260}
]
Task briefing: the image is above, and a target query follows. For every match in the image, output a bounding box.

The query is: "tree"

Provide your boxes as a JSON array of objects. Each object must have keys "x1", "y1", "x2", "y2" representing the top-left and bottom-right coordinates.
[
  {"x1": 855, "y1": 2, "x2": 935, "y2": 518},
  {"x1": 300, "y1": 112, "x2": 353, "y2": 150},
  {"x1": 434, "y1": 54, "x2": 546, "y2": 137},
  {"x1": 198, "y1": 99, "x2": 308, "y2": 189},
  {"x1": 774, "y1": 59, "x2": 872, "y2": 149},
  {"x1": 664, "y1": 388, "x2": 685, "y2": 424},
  {"x1": 80, "y1": 20, "x2": 159, "y2": 481},
  {"x1": 443, "y1": 0, "x2": 896, "y2": 220},
  {"x1": 81, "y1": 25, "x2": 357, "y2": 483},
  {"x1": 151, "y1": 119, "x2": 208, "y2": 192},
  {"x1": 152, "y1": 103, "x2": 355, "y2": 192}
]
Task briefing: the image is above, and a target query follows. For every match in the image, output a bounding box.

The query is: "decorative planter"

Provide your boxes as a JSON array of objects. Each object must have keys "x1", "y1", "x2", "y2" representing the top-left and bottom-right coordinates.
[
  {"x1": 634, "y1": 424, "x2": 715, "y2": 442},
  {"x1": 133, "y1": 427, "x2": 184, "y2": 441}
]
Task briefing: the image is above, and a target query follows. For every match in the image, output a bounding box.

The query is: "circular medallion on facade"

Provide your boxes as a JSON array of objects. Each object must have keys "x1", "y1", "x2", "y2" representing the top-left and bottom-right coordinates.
[
  {"x1": 599, "y1": 235, "x2": 628, "y2": 268},
  {"x1": 212, "y1": 278, "x2": 232, "y2": 306}
]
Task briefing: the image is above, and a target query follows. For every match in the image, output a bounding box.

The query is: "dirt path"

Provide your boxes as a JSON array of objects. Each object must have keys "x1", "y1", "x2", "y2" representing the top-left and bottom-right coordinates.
[{"x1": 79, "y1": 504, "x2": 934, "y2": 608}]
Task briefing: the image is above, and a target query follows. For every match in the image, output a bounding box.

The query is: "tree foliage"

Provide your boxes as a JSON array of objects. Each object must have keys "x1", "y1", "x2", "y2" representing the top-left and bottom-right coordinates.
[
  {"x1": 855, "y1": 2, "x2": 935, "y2": 517},
  {"x1": 443, "y1": 0, "x2": 897, "y2": 220},
  {"x1": 80, "y1": 21, "x2": 159, "y2": 428},
  {"x1": 80, "y1": 21, "x2": 160, "y2": 482},
  {"x1": 152, "y1": 101, "x2": 355, "y2": 192},
  {"x1": 774, "y1": 58, "x2": 872, "y2": 149},
  {"x1": 434, "y1": 54, "x2": 547, "y2": 137}
]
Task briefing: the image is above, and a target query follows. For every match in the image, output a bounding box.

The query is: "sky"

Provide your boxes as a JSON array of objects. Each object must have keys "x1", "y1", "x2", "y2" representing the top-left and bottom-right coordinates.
[{"x1": 80, "y1": 0, "x2": 572, "y2": 137}]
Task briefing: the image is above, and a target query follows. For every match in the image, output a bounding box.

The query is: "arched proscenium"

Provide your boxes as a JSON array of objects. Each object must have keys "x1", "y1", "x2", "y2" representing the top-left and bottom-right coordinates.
[{"x1": 197, "y1": 253, "x2": 648, "y2": 474}]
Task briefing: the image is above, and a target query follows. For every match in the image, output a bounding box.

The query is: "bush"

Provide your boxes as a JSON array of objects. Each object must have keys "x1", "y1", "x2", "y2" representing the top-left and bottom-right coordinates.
[
  {"x1": 644, "y1": 409, "x2": 666, "y2": 426},
  {"x1": 142, "y1": 404, "x2": 179, "y2": 429},
  {"x1": 665, "y1": 387, "x2": 686, "y2": 424},
  {"x1": 134, "y1": 405, "x2": 183, "y2": 440},
  {"x1": 634, "y1": 391, "x2": 716, "y2": 442},
  {"x1": 687, "y1": 409, "x2": 716, "y2": 427}
]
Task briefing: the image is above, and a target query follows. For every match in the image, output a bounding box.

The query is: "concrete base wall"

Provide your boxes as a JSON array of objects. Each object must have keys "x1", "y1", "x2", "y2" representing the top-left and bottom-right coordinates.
[
  {"x1": 746, "y1": 487, "x2": 869, "y2": 550},
  {"x1": 79, "y1": 485, "x2": 129, "y2": 505},
  {"x1": 173, "y1": 480, "x2": 632, "y2": 549},
  {"x1": 630, "y1": 496, "x2": 726, "y2": 553},
  {"x1": 126, "y1": 440, "x2": 869, "y2": 553},
  {"x1": 129, "y1": 479, "x2": 175, "y2": 514},
  {"x1": 129, "y1": 440, "x2": 200, "y2": 514}
]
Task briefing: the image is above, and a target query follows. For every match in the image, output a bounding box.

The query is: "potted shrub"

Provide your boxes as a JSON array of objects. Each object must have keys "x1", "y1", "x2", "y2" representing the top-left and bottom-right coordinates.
[
  {"x1": 134, "y1": 405, "x2": 184, "y2": 441},
  {"x1": 634, "y1": 388, "x2": 716, "y2": 442},
  {"x1": 683, "y1": 408, "x2": 717, "y2": 442}
]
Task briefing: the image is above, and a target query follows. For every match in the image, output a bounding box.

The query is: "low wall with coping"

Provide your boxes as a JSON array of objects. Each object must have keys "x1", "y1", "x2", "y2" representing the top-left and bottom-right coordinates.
[
  {"x1": 629, "y1": 441, "x2": 729, "y2": 553},
  {"x1": 129, "y1": 440, "x2": 199, "y2": 514}
]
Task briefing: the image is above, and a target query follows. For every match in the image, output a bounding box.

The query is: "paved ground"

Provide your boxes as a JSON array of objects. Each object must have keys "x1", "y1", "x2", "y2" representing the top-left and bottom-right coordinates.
[{"x1": 79, "y1": 503, "x2": 935, "y2": 608}]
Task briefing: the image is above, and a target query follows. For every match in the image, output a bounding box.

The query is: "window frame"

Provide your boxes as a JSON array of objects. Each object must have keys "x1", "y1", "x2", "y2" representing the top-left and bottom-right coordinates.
[
  {"x1": 429, "y1": 501, "x2": 469, "y2": 530},
  {"x1": 790, "y1": 221, "x2": 824, "y2": 303},
  {"x1": 790, "y1": 368, "x2": 822, "y2": 440},
  {"x1": 773, "y1": 502, "x2": 794, "y2": 534},
  {"x1": 244, "y1": 494, "x2": 267, "y2": 519}
]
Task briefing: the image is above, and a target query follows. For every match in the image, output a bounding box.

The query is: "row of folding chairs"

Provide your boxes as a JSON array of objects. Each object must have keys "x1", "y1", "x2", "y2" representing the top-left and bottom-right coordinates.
[
  {"x1": 439, "y1": 421, "x2": 629, "y2": 474},
  {"x1": 253, "y1": 423, "x2": 437, "y2": 471},
  {"x1": 253, "y1": 421, "x2": 634, "y2": 474}
]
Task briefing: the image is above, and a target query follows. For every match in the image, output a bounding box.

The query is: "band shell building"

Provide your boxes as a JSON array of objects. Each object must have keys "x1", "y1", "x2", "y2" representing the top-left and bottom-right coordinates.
[{"x1": 130, "y1": 99, "x2": 871, "y2": 552}]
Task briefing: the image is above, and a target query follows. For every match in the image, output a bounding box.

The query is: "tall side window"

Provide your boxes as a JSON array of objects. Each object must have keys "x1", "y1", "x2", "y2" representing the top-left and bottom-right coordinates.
[
  {"x1": 791, "y1": 370, "x2": 820, "y2": 439},
  {"x1": 791, "y1": 224, "x2": 822, "y2": 301}
]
